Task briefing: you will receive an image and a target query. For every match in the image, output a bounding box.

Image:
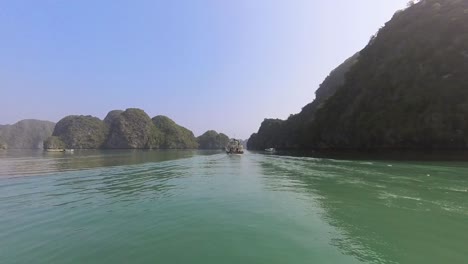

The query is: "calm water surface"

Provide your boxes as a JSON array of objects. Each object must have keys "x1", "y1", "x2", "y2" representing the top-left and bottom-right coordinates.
[{"x1": 0, "y1": 150, "x2": 467, "y2": 264}]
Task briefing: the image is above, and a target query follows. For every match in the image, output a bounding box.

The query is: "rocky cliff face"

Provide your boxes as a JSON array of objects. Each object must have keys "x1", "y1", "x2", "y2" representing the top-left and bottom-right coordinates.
[
  {"x1": 105, "y1": 108, "x2": 155, "y2": 149},
  {"x1": 52, "y1": 115, "x2": 108, "y2": 149},
  {"x1": 248, "y1": 53, "x2": 359, "y2": 150},
  {"x1": 103, "y1": 110, "x2": 124, "y2": 126},
  {"x1": 249, "y1": 0, "x2": 468, "y2": 150},
  {"x1": 197, "y1": 130, "x2": 230, "y2": 149},
  {"x1": 0, "y1": 119, "x2": 55, "y2": 149},
  {"x1": 43, "y1": 136, "x2": 66, "y2": 150},
  {"x1": 312, "y1": 0, "x2": 468, "y2": 150},
  {"x1": 152, "y1": 115, "x2": 198, "y2": 149}
]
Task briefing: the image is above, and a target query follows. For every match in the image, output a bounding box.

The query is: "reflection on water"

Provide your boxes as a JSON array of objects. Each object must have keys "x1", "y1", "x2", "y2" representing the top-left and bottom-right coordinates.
[
  {"x1": 258, "y1": 155, "x2": 468, "y2": 264},
  {"x1": 0, "y1": 149, "x2": 220, "y2": 177},
  {"x1": 0, "y1": 150, "x2": 467, "y2": 264}
]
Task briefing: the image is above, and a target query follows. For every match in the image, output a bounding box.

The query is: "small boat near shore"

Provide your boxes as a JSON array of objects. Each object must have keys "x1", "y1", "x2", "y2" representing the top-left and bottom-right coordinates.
[
  {"x1": 265, "y1": 148, "x2": 276, "y2": 153},
  {"x1": 45, "y1": 148, "x2": 65, "y2": 152},
  {"x1": 226, "y1": 139, "x2": 244, "y2": 154},
  {"x1": 45, "y1": 148, "x2": 74, "y2": 153}
]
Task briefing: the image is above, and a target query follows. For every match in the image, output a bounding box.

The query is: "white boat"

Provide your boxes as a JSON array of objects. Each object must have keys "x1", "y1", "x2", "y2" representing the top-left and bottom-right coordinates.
[
  {"x1": 225, "y1": 139, "x2": 244, "y2": 154},
  {"x1": 265, "y1": 148, "x2": 276, "y2": 152}
]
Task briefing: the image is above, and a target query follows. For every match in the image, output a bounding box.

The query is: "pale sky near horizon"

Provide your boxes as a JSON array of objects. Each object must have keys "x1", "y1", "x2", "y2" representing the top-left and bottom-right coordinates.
[{"x1": 1, "y1": 0, "x2": 409, "y2": 139}]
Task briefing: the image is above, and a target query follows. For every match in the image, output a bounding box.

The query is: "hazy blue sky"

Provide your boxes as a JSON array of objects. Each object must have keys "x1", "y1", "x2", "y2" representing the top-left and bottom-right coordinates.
[{"x1": 1, "y1": 0, "x2": 408, "y2": 138}]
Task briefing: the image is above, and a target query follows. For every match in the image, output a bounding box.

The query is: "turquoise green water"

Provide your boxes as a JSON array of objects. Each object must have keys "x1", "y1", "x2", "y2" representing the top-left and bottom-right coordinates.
[{"x1": 0, "y1": 150, "x2": 467, "y2": 264}]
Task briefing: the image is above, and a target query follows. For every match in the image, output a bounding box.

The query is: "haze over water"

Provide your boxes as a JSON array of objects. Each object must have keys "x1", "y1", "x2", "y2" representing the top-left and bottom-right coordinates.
[{"x1": 1, "y1": 150, "x2": 467, "y2": 264}]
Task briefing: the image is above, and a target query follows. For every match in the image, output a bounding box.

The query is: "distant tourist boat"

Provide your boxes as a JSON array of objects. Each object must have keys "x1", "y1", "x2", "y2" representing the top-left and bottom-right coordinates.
[
  {"x1": 226, "y1": 139, "x2": 244, "y2": 154},
  {"x1": 265, "y1": 148, "x2": 276, "y2": 152}
]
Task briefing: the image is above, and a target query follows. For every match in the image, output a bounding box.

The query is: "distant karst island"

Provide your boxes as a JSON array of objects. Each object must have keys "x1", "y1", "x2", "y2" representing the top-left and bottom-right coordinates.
[
  {"x1": 0, "y1": 119, "x2": 55, "y2": 150},
  {"x1": 0, "y1": 108, "x2": 230, "y2": 151},
  {"x1": 248, "y1": 0, "x2": 468, "y2": 151}
]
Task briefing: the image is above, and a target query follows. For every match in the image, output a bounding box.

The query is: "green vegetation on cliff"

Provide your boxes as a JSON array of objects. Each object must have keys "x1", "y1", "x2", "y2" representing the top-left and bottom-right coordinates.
[
  {"x1": 312, "y1": 0, "x2": 468, "y2": 150},
  {"x1": 249, "y1": 0, "x2": 468, "y2": 150},
  {"x1": 106, "y1": 108, "x2": 155, "y2": 149},
  {"x1": 0, "y1": 119, "x2": 55, "y2": 149},
  {"x1": 152, "y1": 116, "x2": 198, "y2": 149},
  {"x1": 52, "y1": 115, "x2": 108, "y2": 149},
  {"x1": 197, "y1": 130, "x2": 229, "y2": 149}
]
